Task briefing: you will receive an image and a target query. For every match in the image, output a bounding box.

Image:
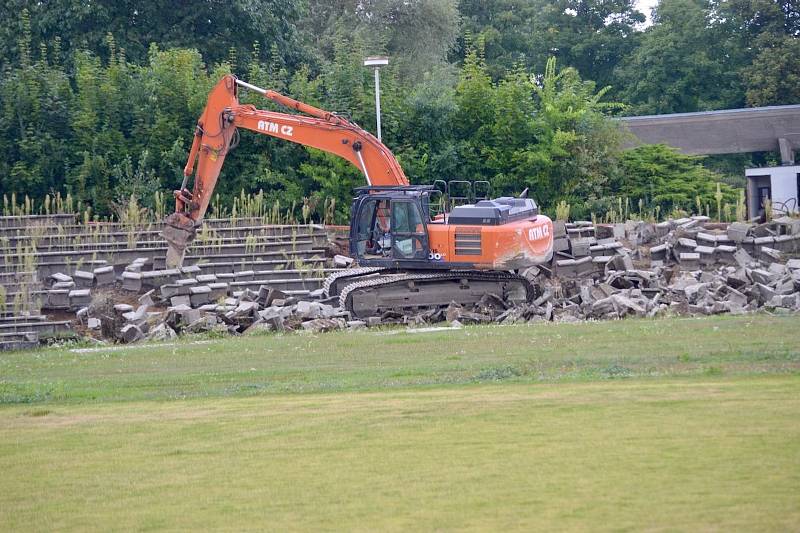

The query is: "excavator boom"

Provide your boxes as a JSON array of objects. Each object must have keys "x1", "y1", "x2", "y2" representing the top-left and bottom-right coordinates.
[{"x1": 164, "y1": 75, "x2": 408, "y2": 266}]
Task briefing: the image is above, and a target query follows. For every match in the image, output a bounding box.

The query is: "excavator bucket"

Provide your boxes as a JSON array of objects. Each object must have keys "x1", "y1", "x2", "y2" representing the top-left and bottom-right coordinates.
[{"x1": 162, "y1": 212, "x2": 197, "y2": 268}]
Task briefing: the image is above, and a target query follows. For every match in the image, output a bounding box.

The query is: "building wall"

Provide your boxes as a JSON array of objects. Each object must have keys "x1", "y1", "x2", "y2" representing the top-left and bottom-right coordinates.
[{"x1": 745, "y1": 165, "x2": 800, "y2": 216}]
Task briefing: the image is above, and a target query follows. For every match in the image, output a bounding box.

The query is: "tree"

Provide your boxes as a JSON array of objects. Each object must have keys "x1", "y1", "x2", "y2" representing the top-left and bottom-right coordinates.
[
  {"x1": 613, "y1": 145, "x2": 738, "y2": 214},
  {"x1": 714, "y1": 0, "x2": 800, "y2": 106},
  {"x1": 453, "y1": 49, "x2": 624, "y2": 207},
  {"x1": 459, "y1": 0, "x2": 645, "y2": 91},
  {"x1": 616, "y1": 0, "x2": 745, "y2": 114},
  {"x1": 743, "y1": 35, "x2": 800, "y2": 106},
  {"x1": 0, "y1": 0, "x2": 305, "y2": 68}
]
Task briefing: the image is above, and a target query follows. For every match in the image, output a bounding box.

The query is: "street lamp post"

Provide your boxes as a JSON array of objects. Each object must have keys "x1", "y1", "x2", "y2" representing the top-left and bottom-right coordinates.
[{"x1": 363, "y1": 56, "x2": 389, "y2": 142}]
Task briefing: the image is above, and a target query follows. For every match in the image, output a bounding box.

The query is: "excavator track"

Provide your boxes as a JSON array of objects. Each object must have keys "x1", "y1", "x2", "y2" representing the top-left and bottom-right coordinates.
[
  {"x1": 338, "y1": 270, "x2": 537, "y2": 318},
  {"x1": 322, "y1": 266, "x2": 387, "y2": 297}
]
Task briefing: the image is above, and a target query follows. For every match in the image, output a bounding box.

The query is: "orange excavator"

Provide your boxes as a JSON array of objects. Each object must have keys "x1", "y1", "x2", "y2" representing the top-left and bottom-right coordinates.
[{"x1": 163, "y1": 75, "x2": 553, "y2": 317}]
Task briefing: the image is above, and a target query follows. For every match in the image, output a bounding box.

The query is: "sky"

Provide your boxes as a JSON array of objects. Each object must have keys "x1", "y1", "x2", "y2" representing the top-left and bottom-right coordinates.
[{"x1": 636, "y1": 0, "x2": 658, "y2": 25}]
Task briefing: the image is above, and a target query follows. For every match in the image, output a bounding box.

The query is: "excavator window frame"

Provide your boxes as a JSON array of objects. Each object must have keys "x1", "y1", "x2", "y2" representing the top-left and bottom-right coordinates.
[
  {"x1": 350, "y1": 189, "x2": 431, "y2": 266},
  {"x1": 390, "y1": 199, "x2": 429, "y2": 261}
]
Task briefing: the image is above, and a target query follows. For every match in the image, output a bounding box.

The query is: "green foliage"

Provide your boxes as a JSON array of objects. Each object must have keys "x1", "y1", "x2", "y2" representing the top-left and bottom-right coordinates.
[
  {"x1": 613, "y1": 145, "x2": 738, "y2": 215},
  {"x1": 615, "y1": 0, "x2": 745, "y2": 114},
  {"x1": 0, "y1": 2, "x2": 781, "y2": 222},
  {"x1": 452, "y1": 52, "x2": 624, "y2": 206},
  {"x1": 743, "y1": 35, "x2": 800, "y2": 106}
]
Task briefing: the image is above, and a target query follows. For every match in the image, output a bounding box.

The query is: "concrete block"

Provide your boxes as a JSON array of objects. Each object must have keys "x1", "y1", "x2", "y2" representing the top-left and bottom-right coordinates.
[
  {"x1": 552, "y1": 237, "x2": 570, "y2": 253},
  {"x1": 552, "y1": 220, "x2": 567, "y2": 238},
  {"x1": 773, "y1": 235, "x2": 795, "y2": 252},
  {"x1": 570, "y1": 238, "x2": 592, "y2": 257},
  {"x1": 678, "y1": 252, "x2": 700, "y2": 270},
  {"x1": 114, "y1": 304, "x2": 134, "y2": 314},
  {"x1": 574, "y1": 256, "x2": 594, "y2": 276},
  {"x1": 125, "y1": 262, "x2": 143, "y2": 273},
  {"x1": 122, "y1": 304, "x2": 148, "y2": 323},
  {"x1": 52, "y1": 281, "x2": 75, "y2": 290},
  {"x1": 73, "y1": 270, "x2": 95, "y2": 288},
  {"x1": 180, "y1": 265, "x2": 201, "y2": 276},
  {"x1": 160, "y1": 284, "x2": 190, "y2": 299},
  {"x1": 138, "y1": 290, "x2": 155, "y2": 307},
  {"x1": 755, "y1": 283, "x2": 775, "y2": 302},
  {"x1": 655, "y1": 221, "x2": 672, "y2": 238},
  {"x1": 295, "y1": 300, "x2": 321, "y2": 319},
  {"x1": 122, "y1": 271, "x2": 143, "y2": 292},
  {"x1": 733, "y1": 248, "x2": 754, "y2": 268},
  {"x1": 170, "y1": 295, "x2": 191, "y2": 307},
  {"x1": 555, "y1": 259, "x2": 577, "y2": 278},
  {"x1": 695, "y1": 245, "x2": 715, "y2": 266},
  {"x1": 189, "y1": 285, "x2": 212, "y2": 307},
  {"x1": 120, "y1": 324, "x2": 144, "y2": 343},
  {"x1": 141, "y1": 269, "x2": 180, "y2": 287},
  {"x1": 333, "y1": 255, "x2": 354, "y2": 267},
  {"x1": 50, "y1": 272, "x2": 73, "y2": 284},
  {"x1": 45, "y1": 289, "x2": 70, "y2": 309},
  {"x1": 301, "y1": 318, "x2": 345, "y2": 333},
  {"x1": 93, "y1": 265, "x2": 115, "y2": 286},
  {"x1": 177, "y1": 307, "x2": 202, "y2": 325},
  {"x1": 208, "y1": 282, "x2": 229, "y2": 301},
  {"x1": 197, "y1": 274, "x2": 218, "y2": 284},
  {"x1": 68, "y1": 289, "x2": 91, "y2": 308},
  {"x1": 759, "y1": 246, "x2": 782, "y2": 263},
  {"x1": 727, "y1": 222, "x2": 752, "y2": 242},
  {"x1": 714, "y1": 245, "x2": 737, "y2": 265},
  {"x1": 750, "y1": 269, "x2": 776, "y2": 285},
  {"x1": 649, "y1": 244, "x2": 668, "y2": 261},
  {"x1": 592, "y1": 256, "x2": 614, "y2": 274}
]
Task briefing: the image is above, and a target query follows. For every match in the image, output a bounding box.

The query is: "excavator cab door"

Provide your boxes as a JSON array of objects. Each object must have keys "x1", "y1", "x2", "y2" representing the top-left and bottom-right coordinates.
[
  {"x1": 390, "y1": 199, "x2": 429, "y2": 261},
  {"x1": 350, "y1": 193, "x2": 430, "y2": 265}
]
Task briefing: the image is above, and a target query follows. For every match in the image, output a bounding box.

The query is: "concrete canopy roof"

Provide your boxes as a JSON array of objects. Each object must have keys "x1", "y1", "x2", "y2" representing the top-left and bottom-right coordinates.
[{"x1": 619, "y1": 104, "x2": 800, "y2": 156}]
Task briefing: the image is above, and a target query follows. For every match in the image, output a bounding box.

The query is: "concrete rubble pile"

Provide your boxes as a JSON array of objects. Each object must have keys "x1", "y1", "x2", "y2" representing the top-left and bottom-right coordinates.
[
  {"x1": 36, "y1": 216, "x2": 800, "y2": 344},
  {"x1": 444, "y1": 215, "x2": 800, "y2": 325}
]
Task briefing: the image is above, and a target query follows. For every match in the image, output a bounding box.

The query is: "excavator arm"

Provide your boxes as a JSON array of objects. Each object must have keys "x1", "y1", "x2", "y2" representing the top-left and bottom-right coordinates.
[{"x1": 163, "y1": 74, "x2": 409, "y2": 267}]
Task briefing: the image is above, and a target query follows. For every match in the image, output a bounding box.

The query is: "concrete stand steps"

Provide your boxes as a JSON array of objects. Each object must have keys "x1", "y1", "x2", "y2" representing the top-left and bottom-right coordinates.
[
  {"x1": 0, "y1": 332, "x2": 40, "y2": 351},
  {"x1": 0, "y1": 218, "x2": 325, "y2": 234},
  {"x1": 227, "y1": 277, "x2": 326, "y2": 293},
  {"x1": 0, "y1": 242, "x2": 325, "y2": 279},
  {"x1": 0, "y1": 216, "x2": 341, "y2": 349},
  {"x1": 1, "y1": 228, "x2": 328, "y2": 250},
  {"x1": 192, "y1": 257, "x2": 328, "y2": 275},
  {"x1": 0, "y1": 260, "x2": 109, "y2": 278},
  {"x1": 0, "y1": 214, "x2": 77, "y2": 228},
  {"x1": 0, "y1": 315, "x2": 49, "y2": 324},
  {"x1": 0, "y1": 319, "x2": 71, "y2": 336},
  {"x1": 2, "y1": 239, "x2": 319, "y2": 263}
]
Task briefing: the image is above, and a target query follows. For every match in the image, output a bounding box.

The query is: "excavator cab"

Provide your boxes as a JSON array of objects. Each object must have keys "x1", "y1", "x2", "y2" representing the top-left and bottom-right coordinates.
[{"x1": 350, "y1": 186, "x2": 432, "y2": 267}]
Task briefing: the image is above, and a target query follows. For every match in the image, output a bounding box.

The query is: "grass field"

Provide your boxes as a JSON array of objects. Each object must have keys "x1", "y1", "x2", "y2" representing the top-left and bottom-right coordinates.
[{"x1": 1, "y1": 315, "x2": 799, "y2": 531}]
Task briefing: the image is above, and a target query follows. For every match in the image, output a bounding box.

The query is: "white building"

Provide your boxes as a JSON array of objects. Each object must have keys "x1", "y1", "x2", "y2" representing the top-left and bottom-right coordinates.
[{"x1": 745, "y1": 165, "x2": 800, "y2": 219}]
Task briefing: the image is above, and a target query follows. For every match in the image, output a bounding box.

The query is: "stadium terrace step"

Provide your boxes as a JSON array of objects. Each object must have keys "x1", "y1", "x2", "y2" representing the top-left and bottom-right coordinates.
[
  {"x1": 0, "y1": 242, "x2": 321, "y2": 272},
  {"x1": 0, "y1": 214, "x2": 77, "y2": 228},
  {"x1": 192, "y1": 257, "x2": 329, "y2": 275},
  {"x1": 0, "y1": 319, "x2": 71, "y2": 336},
  {"x1": 0, "y1": 219, "x2": 328, "y2": 236},
  {"x1": 1, "y1": 228, "x2": 329, "y2": 251},
  {"x1": 0, "y1": 331, "x2": 40, "y2": 351},
  {"x1": 0, "y1": 314, "x2": 49, "y2": 324}
]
